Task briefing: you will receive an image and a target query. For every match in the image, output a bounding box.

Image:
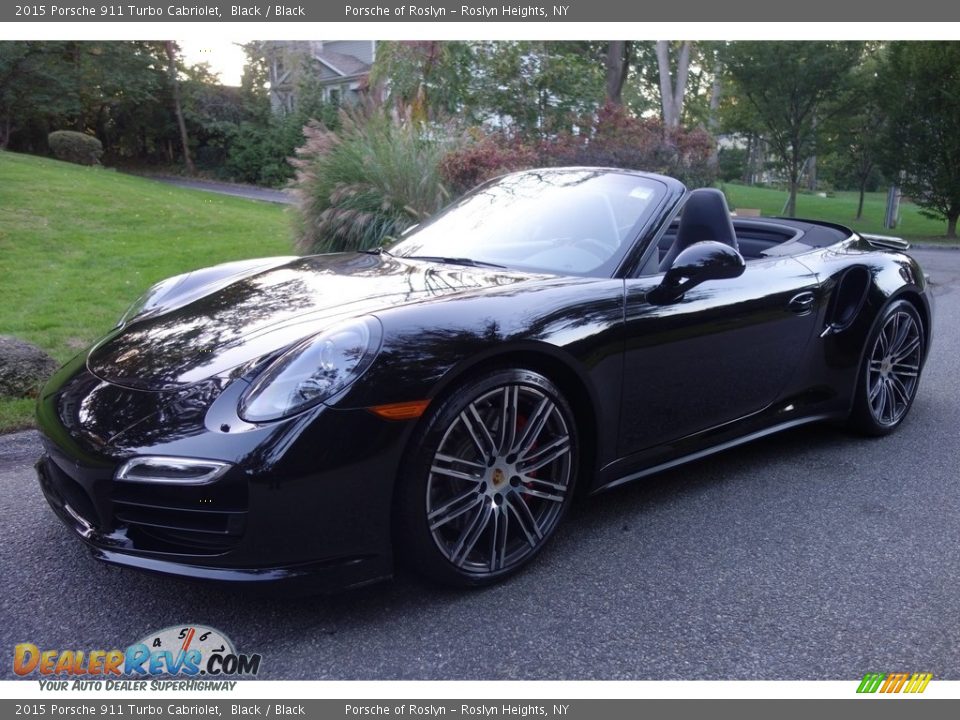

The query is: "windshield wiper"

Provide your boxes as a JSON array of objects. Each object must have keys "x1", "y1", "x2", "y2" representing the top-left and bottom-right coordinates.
[
  {"x1": 403, "y1": 255, "x2": 507, "y2": 269},
  {"x1": 357, "y1": 247, "x2": 394, "y2": 256}
]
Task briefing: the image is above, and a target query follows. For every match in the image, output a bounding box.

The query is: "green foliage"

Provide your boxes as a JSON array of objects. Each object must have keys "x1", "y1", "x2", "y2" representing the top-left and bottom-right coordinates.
[
  {"x1": 717, "y1": 146, "x2": 747, "y2": 183},
  {"x1": 0, "y1": 150, "x2": 291, "y2": 431},
  {"x1": 470, "y1": 41, "x2": 605, "y2": 135},
  {"x1": 878, "y1": 42, "x2": 960, "y2": 237},
  {"x1": 724, "y1": 41, "x2": 864, "y2": 216},
  {"x1": 291, "y1": 109, "x2": 453, "y2": 253},
  {"x1": 47, "y1": 130, "x2": 103, "y2": 165},
  {"x1": 370, "y1": 41, "x2": 475, "y2": 122}
]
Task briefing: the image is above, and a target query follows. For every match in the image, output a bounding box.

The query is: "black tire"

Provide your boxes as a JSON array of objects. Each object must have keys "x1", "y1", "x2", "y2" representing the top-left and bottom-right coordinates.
[
  {"x1": 394, "y1": 368, "x2": 579, "y2": 587},
  {"x1": 848, "y1": 299, "x2": 925, "y2": 436}
]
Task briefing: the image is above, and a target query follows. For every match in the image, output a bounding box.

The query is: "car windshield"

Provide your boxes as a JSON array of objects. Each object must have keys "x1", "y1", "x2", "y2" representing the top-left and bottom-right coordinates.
[{"x1": 388, "y1": 169, "x2": 667, "y2": 276}]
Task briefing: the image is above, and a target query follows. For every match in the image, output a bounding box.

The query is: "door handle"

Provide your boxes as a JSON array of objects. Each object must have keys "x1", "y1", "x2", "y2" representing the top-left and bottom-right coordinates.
[{"x1": 788, "y1": 291, "x2": 816, "y2": 315}]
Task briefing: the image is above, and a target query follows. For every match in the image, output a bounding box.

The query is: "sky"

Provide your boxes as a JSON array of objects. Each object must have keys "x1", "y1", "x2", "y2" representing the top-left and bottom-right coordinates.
[{"x1": 179, "y1": 38, "x2": 249, "y2": 86}]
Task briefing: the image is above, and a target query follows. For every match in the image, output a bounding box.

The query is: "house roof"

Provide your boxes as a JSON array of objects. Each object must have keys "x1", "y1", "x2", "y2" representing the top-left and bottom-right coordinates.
[{"x1": 314, "y1": 49, "x2": 371, "y2": 78}]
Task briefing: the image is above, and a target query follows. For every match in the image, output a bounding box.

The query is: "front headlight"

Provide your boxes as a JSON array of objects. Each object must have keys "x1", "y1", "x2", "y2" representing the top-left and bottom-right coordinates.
[{"x1": 238, "y1": 317, "x2": 382, "y2": 422}]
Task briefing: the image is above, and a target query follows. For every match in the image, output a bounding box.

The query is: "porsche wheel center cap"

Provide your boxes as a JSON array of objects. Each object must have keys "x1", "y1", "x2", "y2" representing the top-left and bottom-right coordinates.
[{"x1": 492, "y1": 468, "x2": 507, "y2": 487}]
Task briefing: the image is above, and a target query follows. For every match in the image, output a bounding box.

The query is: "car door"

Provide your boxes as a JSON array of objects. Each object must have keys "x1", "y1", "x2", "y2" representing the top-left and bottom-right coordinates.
[{"x1": 618, "y1": 254, "x2": 820, "y2": 458}]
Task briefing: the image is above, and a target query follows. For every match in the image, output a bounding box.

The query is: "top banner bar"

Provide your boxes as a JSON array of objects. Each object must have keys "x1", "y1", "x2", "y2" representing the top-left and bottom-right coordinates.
[{"x1": 5, "y1": 0, "x2": 960, "y2": 22}]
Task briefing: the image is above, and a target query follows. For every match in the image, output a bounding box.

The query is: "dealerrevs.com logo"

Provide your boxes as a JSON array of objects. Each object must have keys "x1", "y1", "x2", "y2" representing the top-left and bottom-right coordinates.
[
  {"x1": 13, "y1": 625, "x2": 261, "y2": 690},
  {"x1": 856, "y1": 673, "x2": 933, "y2": 694}
]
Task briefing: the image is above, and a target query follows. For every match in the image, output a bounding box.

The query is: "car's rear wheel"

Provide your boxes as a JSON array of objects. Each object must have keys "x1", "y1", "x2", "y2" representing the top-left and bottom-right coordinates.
[
  {"x1": 849, "y1": 299, "x2": 925, "y2": 435},
  {"x1": 395, "y1": 368, "x2": 578, "y2": 587}
]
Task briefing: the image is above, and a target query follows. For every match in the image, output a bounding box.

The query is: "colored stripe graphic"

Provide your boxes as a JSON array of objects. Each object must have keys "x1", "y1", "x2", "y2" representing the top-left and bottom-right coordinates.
[
  {"x1": 857, "y1": 672, "x2": 932, "y2": 694},
  {"x1": 857, "y1": 673, "x2": 885, "y2": 693},
  {"x1": 904, "y1": 673, "x2": 933, "y2": 693}
]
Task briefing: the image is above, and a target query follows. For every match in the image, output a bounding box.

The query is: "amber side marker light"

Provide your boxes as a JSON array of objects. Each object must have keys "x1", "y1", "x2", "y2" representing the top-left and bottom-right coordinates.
[{"x1": 368, "y1": 400, "x2": 431, "y2": 420}]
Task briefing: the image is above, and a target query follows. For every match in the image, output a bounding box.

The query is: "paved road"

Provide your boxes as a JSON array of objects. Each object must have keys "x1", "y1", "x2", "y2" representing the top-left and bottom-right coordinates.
[
  {"x1": 140, "y1": 175, "x2": 293, "y2": 204},
  {"x1": 2, "y1": 248, "x2": 958, "y2": 681}
]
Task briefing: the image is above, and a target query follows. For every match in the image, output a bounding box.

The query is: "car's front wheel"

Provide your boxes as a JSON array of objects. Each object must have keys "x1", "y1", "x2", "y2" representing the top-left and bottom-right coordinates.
[
  {"x1": 849, "y1": 298, "x2": 926, "y2": 436},
  {"x1": 395, "y1": 368, "x2": 579, "y2": 587}
]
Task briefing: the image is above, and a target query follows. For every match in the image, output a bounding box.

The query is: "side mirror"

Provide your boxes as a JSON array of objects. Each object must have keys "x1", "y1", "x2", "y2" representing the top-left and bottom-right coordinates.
[{"x1": 648, "y1": 241, "x2": 746, "y2": 305}]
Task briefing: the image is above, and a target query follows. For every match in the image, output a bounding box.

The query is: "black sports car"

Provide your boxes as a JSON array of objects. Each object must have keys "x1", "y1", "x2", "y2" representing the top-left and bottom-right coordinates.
[{"x1": 36, "y1": 168, "x2": 933, "y2": 591}]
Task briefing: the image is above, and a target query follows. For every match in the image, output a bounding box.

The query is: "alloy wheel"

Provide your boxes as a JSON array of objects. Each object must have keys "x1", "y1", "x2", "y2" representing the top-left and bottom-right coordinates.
[
  {"x1": 866, "y1": 309, "x2": 922, "y2": 427},
  {"x1": 425, "y1": 383, "x2": 574, "y2": 576}
]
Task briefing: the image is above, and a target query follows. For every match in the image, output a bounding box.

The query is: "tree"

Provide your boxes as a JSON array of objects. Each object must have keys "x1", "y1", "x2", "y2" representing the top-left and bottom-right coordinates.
[
  {"x1": 878, "y1": 42, "x2": 960, "y2": 238},
  {"x1": 165, "y1": 41, "x2": 194, "y2": 174},
  {"x1": 725, "y1": 41, "x2": 863, "y2": 217},
  {"x1": 369, "y1": 41, "x2": 475, "y2": 123},
  {"x1": 821, "y1": 53, "x2": 885, "y2": 220},
  {"x1": 470, "y1": 41, "x2": 604, "y2": 135}
]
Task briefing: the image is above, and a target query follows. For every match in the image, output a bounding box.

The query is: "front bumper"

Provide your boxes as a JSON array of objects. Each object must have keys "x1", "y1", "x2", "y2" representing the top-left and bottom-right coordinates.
[{"x1": 34, "y1": 359, "x2": 413, "y2": 593}]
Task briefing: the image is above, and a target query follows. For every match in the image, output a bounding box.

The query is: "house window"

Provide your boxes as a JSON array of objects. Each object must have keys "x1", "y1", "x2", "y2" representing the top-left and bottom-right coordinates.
[{"x1": 328, "y1": 88, "x2": 340, "y2": 106}]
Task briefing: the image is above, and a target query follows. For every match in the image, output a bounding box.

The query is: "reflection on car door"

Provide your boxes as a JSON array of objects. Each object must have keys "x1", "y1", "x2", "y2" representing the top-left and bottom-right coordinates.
[{"x1": 618, "y1": 256, "x2": 820, "y2": 458}]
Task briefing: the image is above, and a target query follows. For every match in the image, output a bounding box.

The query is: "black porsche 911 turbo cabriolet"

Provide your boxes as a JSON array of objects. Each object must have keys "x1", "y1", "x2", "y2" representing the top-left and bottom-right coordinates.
[{"x1": 35, "y1": 167, "x2": 933, "y2": 590}]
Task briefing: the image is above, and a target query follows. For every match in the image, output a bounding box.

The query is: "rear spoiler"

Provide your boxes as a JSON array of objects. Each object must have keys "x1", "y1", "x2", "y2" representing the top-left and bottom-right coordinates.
[{"x1": 861, "y1": 233, "x2": 911, "y2": 251}]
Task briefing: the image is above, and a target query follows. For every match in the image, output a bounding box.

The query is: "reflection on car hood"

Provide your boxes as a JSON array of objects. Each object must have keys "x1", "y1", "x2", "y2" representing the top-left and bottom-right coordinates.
[{"x1": 87, "y1": 252, "x2": 540, "y2": 390}]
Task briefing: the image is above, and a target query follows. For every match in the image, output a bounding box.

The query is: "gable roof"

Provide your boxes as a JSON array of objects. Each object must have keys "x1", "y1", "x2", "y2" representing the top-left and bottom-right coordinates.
[{"x1": 314, "y1": 49, "x2": 372, "y2": 78}]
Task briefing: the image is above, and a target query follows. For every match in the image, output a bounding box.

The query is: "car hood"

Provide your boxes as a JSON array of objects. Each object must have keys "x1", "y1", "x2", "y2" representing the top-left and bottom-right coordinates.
[{"x1": 87, "y1": 252, "x2": 539, "y2": 390}]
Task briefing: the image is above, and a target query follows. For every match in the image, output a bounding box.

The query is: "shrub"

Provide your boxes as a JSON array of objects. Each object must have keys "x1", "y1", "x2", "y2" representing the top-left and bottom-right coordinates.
[
  {"x1": 48, "y1": 130, "x2": 103, "y2": 166},
  {"x1": 438, "y1": 104, "x2": 719, "y2": 197},
  {"x1": 291, "y1": 108, "x2": 454, "y2": 253},
  {"x1": 439, "y1": 132, "x2": 539, "y2": 197},
  {"x1": 538, "y1": 104, "x2": 718, "y2": 188}
]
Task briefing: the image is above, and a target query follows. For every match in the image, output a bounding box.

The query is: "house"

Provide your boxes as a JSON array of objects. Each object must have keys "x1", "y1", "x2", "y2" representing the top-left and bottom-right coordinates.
[{"x1": 262, "y1": 41, "x2": 377, "y2": 114}]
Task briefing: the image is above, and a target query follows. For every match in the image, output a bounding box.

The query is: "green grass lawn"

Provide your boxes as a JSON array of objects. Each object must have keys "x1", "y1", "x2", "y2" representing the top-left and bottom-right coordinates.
[
  {"x1": 722, "y1": 183, "x2": 956, "y2": 243},
  {"x1": 0, "y1": 150, "x2": 292, "y2": 431}
]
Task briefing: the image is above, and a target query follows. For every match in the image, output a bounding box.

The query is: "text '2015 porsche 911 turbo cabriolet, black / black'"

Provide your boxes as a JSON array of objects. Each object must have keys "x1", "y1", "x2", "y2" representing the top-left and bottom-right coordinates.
[{"x1": 35, "y1": 168, "x2": 933, "y2": 591}]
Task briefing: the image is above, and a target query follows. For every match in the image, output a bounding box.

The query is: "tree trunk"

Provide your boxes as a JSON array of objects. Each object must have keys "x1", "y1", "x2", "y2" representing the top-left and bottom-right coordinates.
[
  {"x1": 807, "y1": 154, "x2": 817, "y2": 191},
  {"x1": 164, "y1": 41, "x2": 194, "y2": 175},
  {"x1": 655, "y1": 41, "x2": 693, "y2": 130},
  {"x1": 0, "y1": 114, "x2": 10, "y2": 149},
  {"x1": 605, "y1": 41, "x2": 628, "y2": 106},
  {"x1": 857, "y1": 179, "x2": 867, "y2": 220},
  {"x1": 655, "y1": 41, "x2": 675, "y2": 128},
  {"x1": 673, "y1": 42, "x2": 691, "y2": 127},
  {"x1": 786, "y1": 153, "x2": 800, "y2": 217},
  {"x1": 707, "y1": 60, "x2": 722, "y2": 133},
  {"x1": 948, "y1": 213, "x2": 958, "y2": 239}
]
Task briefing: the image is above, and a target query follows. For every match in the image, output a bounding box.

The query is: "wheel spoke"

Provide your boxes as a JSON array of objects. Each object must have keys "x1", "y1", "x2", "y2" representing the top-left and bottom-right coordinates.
[
  {"x1": 435, "y1": 453, "x2": 487, "y2": 472},
  {"x1": 892, "y1": 335, "x2": 921, "y2": 363},
  {"x1": 498, "y1": 386, "x2": 518, "y2": 455},
  {"x1": 518, "y1": 435, "x2": 571, "y2": 473},
  {"x1": 488, "y1": 506, "x2": 508, "y2": 572},
  {"x1": 431, "y1": 464, "x2": 483, "y2": 483},
  {"x1": 888, "y1": 374, "x2": 911, "y2": 408},
  {"x1": 872, "y1": 380, "x2": 888, "y2": 421},
  {"x1": 891, "y1": 363, "x2": 919, "y2": 377},
  {"x1": 519, "y1": 486, "x2": 565, "y2": 503},
  {"x1": 522, "y1": 476, "x2": 568, "y2": 493},
  {"x1": 511, "y1": 396, "x2": 552, "y2": 457},
  {"x1": 428, "y1": 491, "x2": 483, "y2": 531},
  {"x1": 877, "y1": 321, "x2": 892, "y2": 356},
  {"x1": 504, "y1": 494, "x2": 543, "y2": 547},
  {"x1": 461, "y1": 405, "x2": 496, "y2": 458},
  {"x1": 451, "y1": 502, "x2": 493, "y2": 567},
  {"x1": 868, "y1": 359, "x2": 884, "y2": 372}
]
